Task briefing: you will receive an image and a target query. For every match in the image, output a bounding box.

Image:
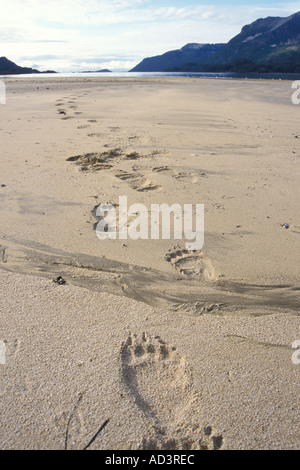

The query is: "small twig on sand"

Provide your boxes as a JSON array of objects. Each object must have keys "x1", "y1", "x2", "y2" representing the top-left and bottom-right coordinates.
[{"x1": 83, "y1": 419, "x2": 110, "y2": 451}]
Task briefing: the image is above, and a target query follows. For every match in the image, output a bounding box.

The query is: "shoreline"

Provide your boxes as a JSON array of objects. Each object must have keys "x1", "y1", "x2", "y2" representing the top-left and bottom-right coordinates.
[{"x1": 1, "y1": 73, "x2": 300, "y2": 82}]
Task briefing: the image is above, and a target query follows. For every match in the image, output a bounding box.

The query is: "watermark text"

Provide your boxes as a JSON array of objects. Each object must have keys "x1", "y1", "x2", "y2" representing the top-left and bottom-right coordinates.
[
  {"x1": 292, "y1": 340, "x2": 300, "y2": 365},
  {"x1": 291, "y1": 81, "x2": 300, "y2": 105},
  {"x1": 95, "y1": 196, "x2": 204, "y2": 250},
  {"x1": 0, "y1": 80, "x2": 6, "y2": 105},
  {"x1": 0, "y1": 340, "x2": 6, "y2": 365}
]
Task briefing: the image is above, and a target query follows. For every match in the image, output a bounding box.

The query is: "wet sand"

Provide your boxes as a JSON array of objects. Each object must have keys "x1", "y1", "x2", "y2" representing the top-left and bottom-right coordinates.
[{"x1": 0, "y1": 77, "x2": 299, "y2": 449}]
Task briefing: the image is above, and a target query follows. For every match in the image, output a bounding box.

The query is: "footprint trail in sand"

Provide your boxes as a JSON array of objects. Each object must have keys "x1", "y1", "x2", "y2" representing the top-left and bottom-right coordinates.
[{"x1": 121, "y1": 332, "x2": 224, "y2": 450}]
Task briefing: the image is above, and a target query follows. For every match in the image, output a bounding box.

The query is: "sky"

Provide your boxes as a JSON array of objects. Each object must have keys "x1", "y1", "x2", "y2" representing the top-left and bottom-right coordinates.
[{"x1": 1, "y1": 0, "x2": 300, "y2": 72}]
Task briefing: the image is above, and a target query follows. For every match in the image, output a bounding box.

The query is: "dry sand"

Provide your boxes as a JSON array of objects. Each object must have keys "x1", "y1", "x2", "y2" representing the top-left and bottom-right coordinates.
[{"x1": 0, "y1": 76, "x2": 299, "y2": 450}]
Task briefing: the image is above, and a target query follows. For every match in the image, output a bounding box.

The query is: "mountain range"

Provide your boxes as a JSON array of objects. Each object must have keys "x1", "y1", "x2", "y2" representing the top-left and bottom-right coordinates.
[
  {"x1": 0, "y1": 57, "x2": 55, "y2": 75},
  {"x1": 1, "y1": 12, "x2": 300, "y2": 75},
  {"x1": 130, "y1": 11, "x2": 300, "y2": 73}
]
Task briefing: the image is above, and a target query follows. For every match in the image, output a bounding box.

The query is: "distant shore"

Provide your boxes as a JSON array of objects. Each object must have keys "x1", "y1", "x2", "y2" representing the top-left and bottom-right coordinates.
[{"x1": 2, "y1": 71, "x2": 300, "y2": 80}]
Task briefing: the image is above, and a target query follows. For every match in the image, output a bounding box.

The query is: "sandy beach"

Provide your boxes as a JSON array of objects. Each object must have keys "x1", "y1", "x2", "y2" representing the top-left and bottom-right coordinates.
[{"x1": 0, "y1": 76, "x2": 299, "y2": 450}]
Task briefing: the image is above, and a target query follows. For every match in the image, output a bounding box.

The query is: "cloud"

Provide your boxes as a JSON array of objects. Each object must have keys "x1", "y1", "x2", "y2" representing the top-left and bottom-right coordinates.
[
  {"x1": 0, "y1": 1, "x2": 289, "y2": 32},
  {"x1": 1, "y1": 1, "x2": 300, "y2": 71}
]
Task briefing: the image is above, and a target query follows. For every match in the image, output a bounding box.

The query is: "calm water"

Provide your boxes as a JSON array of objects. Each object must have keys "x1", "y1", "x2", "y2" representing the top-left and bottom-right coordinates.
[{"x1": 1, "y1": 71, "x2": 300, "y2": 80}]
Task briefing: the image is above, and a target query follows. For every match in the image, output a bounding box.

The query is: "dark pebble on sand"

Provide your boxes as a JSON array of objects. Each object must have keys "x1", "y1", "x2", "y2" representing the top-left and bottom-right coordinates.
[{"x1": 53, "y1": 276, "x2": 66, "y2": 285}]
